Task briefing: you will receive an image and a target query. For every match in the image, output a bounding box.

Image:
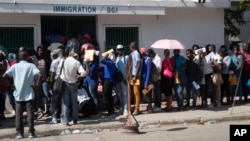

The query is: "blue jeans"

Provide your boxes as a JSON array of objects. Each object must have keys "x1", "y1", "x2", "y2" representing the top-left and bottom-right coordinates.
[
  {"x1": 153, "y1": 80, "x2": 161, "y2": 108},
  {"x1": 42, "y1": 82, "x2": 50, "y2": 105},
  {"x1": 36, "y1": 81, "x2": 50, "y2": 111},
  {"x1": 205, "y1": 73, "x2": 214, "y2": 104},
  {"x1": 61, "y1": 82, "x2": 78, "y2": 123},
  {"x1": 7, "y1": 89, "x2": 15, "y2": 110},
  {"x1": 186, "y1": 82, "x2": 198, "y2": 107},
  {"x1": 174, "y1": 84, "x2": 184, "y2": 108},
  {"x1": 115, "y1": 81, "x2": 128, "y2": 111},
  {"x1": 85, "y1": 81, "x2": 98, "y2": 110}
]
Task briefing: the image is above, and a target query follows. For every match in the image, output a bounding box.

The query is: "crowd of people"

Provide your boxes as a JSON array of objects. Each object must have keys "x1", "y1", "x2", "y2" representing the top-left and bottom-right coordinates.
[{"x1": 0, "y1": 32, "x2": 250, "y2": 138}]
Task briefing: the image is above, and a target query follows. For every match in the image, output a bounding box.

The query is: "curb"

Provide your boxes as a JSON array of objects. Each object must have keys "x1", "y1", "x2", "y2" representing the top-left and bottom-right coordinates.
[{"x1": 1, "y1": 115, "x2": 250, "y2": 139}]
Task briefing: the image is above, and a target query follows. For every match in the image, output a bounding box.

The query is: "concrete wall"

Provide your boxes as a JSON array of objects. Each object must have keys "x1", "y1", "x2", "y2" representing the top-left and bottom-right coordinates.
[
  {"x1": 97, "y1": 8, "x2": 225, "y2": 57},
  {"x1": 0, "y1": 13, "x2": 41, "y2": 48},
  {"x1": 0, "y1": 8, "x2": 225, "y2": 58}
]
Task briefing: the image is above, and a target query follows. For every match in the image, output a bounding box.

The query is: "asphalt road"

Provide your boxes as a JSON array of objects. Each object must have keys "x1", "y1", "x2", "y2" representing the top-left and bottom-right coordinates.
[{"x1": 13, "y1": 120, "x2": 250, "y2": 141}]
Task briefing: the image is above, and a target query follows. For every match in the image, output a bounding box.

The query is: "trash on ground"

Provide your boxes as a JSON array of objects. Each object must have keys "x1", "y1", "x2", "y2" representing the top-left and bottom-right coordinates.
[
  {"x1": 81, "y1": 129, "x2": 94, "y2": 134},
  {"x1": 95, "y1": 128, "x2": 102, "y2": 132},
  {"x1": 60, "y1": 129, "x2": 72, "y2": 135},
  {"x1": 72, "y1": 130, "x2": 81, "y2": 134},
  {"x1": 200, "y1": 119, "x2": 217, "y2": 125}
]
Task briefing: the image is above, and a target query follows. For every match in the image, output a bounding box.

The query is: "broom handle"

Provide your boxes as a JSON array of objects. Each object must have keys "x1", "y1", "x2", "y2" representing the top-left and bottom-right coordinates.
[{"x1": 230, "y1": 63, "x2": 243, "y2": 115}]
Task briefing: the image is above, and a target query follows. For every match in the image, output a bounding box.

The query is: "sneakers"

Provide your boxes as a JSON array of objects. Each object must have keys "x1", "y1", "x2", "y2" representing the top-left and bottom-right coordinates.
[
  {"x1": 16, "y1": 133, "x2": 23, "y2": 139},
  {"x1": 28, "y1": 132, "x2": 36, "y2": 138},
  {"x1": 62, "y1": 122, "x2": 70, "y2": 126},
  {"x1": 49, "y1": 117, "x2": 58, "y2": 124},
  {"x1": 152, "y1": 106, "x2": 161, "y2": 112},
  {"x1": 146, "y1": 108, "x2": 152, "y2": 114},
  {"x1": 37, "y1": 111, "x2": 44, "y2": 119},
  {"x1": 11, "y1": 110, "x2": 16, "y2": 116},
  {"x1": 132, "y1": 109, "x2": 139, "y2": 115},
  {"x1": 123, "y1": 109, "x2": 128, "y2": 117}
]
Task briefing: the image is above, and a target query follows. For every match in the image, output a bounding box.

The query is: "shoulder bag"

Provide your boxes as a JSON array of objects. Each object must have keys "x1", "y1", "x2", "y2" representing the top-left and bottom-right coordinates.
[{"x1": 53, "y1": 61, "x2": 65, "y2": 93}]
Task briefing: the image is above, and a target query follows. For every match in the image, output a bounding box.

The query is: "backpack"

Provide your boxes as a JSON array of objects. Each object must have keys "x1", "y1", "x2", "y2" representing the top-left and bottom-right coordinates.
[
  {"x1": 114, "y1": 68, "x2": 124, "y2": 83},
  {"x1": 114, "y1": 55, "x2": 127, "y2": 83},
  {"x1": 151, "y1": 63, "x2": 160, "y2": 82}
]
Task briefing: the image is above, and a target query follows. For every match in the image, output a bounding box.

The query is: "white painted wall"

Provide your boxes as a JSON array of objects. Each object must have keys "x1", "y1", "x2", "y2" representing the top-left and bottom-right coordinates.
[
  {"x1": 0, "y1": 7, "x2": 225, "y2": 57},
  {"x1": 97, "y1": 8, "x2": 225, "y2": 57},
  {"x1": 0, "y1": 13, "x2": 41, "y2": 49}
]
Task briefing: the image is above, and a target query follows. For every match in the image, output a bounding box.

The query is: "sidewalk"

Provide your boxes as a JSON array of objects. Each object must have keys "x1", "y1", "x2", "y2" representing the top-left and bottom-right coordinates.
[{"x1": 1, "y1": 102, "x2": 250, "y2": 139}]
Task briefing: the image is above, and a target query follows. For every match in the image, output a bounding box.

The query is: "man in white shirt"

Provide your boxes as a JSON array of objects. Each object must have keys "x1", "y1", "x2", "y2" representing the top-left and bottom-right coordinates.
[
  {"x1": 48, "y1": 47, "x2": 65, "y2": 124},
  {"x1": 58, "y1": 52, "x2": 88, "y2": 125}
]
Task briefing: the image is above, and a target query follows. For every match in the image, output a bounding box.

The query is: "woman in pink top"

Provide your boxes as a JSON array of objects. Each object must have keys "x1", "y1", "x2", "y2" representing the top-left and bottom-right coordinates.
[{"x1": 161, "y1": 49, "x2": 175, "y2": 111}]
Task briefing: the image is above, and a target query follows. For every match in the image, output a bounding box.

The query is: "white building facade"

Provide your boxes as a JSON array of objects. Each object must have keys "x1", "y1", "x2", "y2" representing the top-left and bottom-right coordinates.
[{"x1": 0, "y1": 0, "x2": 230, "y2": 56}]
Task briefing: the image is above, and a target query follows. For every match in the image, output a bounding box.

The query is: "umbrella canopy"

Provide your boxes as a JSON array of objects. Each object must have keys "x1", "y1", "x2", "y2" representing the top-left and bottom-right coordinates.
[{"x1": 151, "y1": 39, "x2": 185, "y2": 49}]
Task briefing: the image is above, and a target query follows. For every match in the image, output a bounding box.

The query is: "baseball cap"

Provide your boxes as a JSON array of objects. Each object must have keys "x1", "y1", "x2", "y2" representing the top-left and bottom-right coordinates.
[
  {"x1": 50, "y1": 49, "x2": 61, "y2": 56},
  {"x1": 116, "y1": 44, "x2": 124, "y2": 49}
]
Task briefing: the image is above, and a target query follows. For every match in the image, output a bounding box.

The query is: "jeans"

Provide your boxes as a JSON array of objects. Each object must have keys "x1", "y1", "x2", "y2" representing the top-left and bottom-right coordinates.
[
  {"x1": 174, "y1": 84, "x2": 184, "y2": 108},
  {"x1": 115, "y1": 81, "x2": 128, "y2": 111},
  {"x1": 186, "y1": 82, "x2": 198, "y2": 107},
  {"x1": 16, "y1": 100, "x2": 35, "y2": 134},
  {"x1": 35, "y1": 81, "x2": 50, "y2": 111},
  {"x1": 42, "y1": 82, "x2": 50, "y2": 105},
  {"x1": 51, "y1": 91, "x2": 61, "y2": 119},
  {"x1": 61, "y1": 82, "x2": 78, "y2": 123},
  {"x1": 205, "y1": 73, "x2": 214, "y2": 104},
  {"x1": 242, "y1": 70, "x2": 250, "y2": 101},
  {"x1": 7, "y1": 89, "x2": 15, "y2": 110},
  {"x1": 153, "y1": 80, "x2": 161, "y2": 108},
  {"x1": 103, "y1": 79, "x2": 114, "y2": 114},
  {"x1": 85, "y1": 80, "x2": 98, "y2": 110}
]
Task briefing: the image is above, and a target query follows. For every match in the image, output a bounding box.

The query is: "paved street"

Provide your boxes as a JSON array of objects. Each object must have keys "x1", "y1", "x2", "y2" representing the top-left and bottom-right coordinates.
[
  {"x1": 9, "y1": 120, "x2": 249, "y2": 141},
  {"x1": 1, "y1": 98, "x2": 250, "y2": 140}
]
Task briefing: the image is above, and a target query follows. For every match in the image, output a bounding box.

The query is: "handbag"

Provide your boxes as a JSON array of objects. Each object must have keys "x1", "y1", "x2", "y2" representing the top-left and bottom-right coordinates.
[
  {"x1": 230, "y1": 74, "x2": 238, "y2": 86},
  {"x1": 53, "y1": 61, "x2": 65, "y2": 93},
  {"x1": 211, "y1": 73, "x2": 224, "y2": 85}
]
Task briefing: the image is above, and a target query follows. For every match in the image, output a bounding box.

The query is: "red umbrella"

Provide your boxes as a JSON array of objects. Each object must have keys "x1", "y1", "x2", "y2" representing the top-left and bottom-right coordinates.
[{"x1": 151, "y1": 39, "x2": 185, "y2": 49}]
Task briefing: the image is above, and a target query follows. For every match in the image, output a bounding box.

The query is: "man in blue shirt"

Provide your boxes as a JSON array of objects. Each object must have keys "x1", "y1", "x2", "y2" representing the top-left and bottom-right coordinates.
[
  {"x1": 115, "y1": 44, "x2": 128, "y2": 116},
  {"x1": 141, "y1": 49, "x2": 154, "y2": 114},
  {"x1": 84, "y1": 54, "x2": 99, "y2": 114},
  {"x1": 100, "y1": 53, "x2": 116, "y2": 117},
  {"x1": 2, "y1": 47, "x2": 42, "y2": 139},
  {"x1": 172, "y1": 49, "x2": 186, "y2": 111}
]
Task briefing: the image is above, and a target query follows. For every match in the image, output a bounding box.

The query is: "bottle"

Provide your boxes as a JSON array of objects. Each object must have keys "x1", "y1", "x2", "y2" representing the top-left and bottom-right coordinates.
[{"x1": 210, "y1": 119, "x2": 217, "y2": 124}]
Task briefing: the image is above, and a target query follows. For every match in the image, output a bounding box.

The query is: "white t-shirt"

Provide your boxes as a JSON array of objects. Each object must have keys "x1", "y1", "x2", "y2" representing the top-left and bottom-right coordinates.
[
  {"x1": 58, "y1": 56, "x2": 86, "y2": 83},
  {"x1": 221, "y1": 55, "x2": 231, "y2": 74},
  {"x1": 152, "y1": 54, "x2": 162, "y2": 80},
  {"x1": 50, "y1": 57, "x2": 64, "y2": 79},
  {"x1": 130, "y1": 50, "x2": 141, "y2": 76}
]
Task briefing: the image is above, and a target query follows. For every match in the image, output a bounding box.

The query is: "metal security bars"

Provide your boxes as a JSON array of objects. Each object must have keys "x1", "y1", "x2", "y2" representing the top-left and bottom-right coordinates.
[
  {"x1": 105, "y1": 26, "x2": 139, "y2": 55},
  {"x1": 0, "y1": 27, "x2": 34, "y2": 54},
  {"x1": 41, "y1": 16, "x2": 96, "y2": 40}
]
